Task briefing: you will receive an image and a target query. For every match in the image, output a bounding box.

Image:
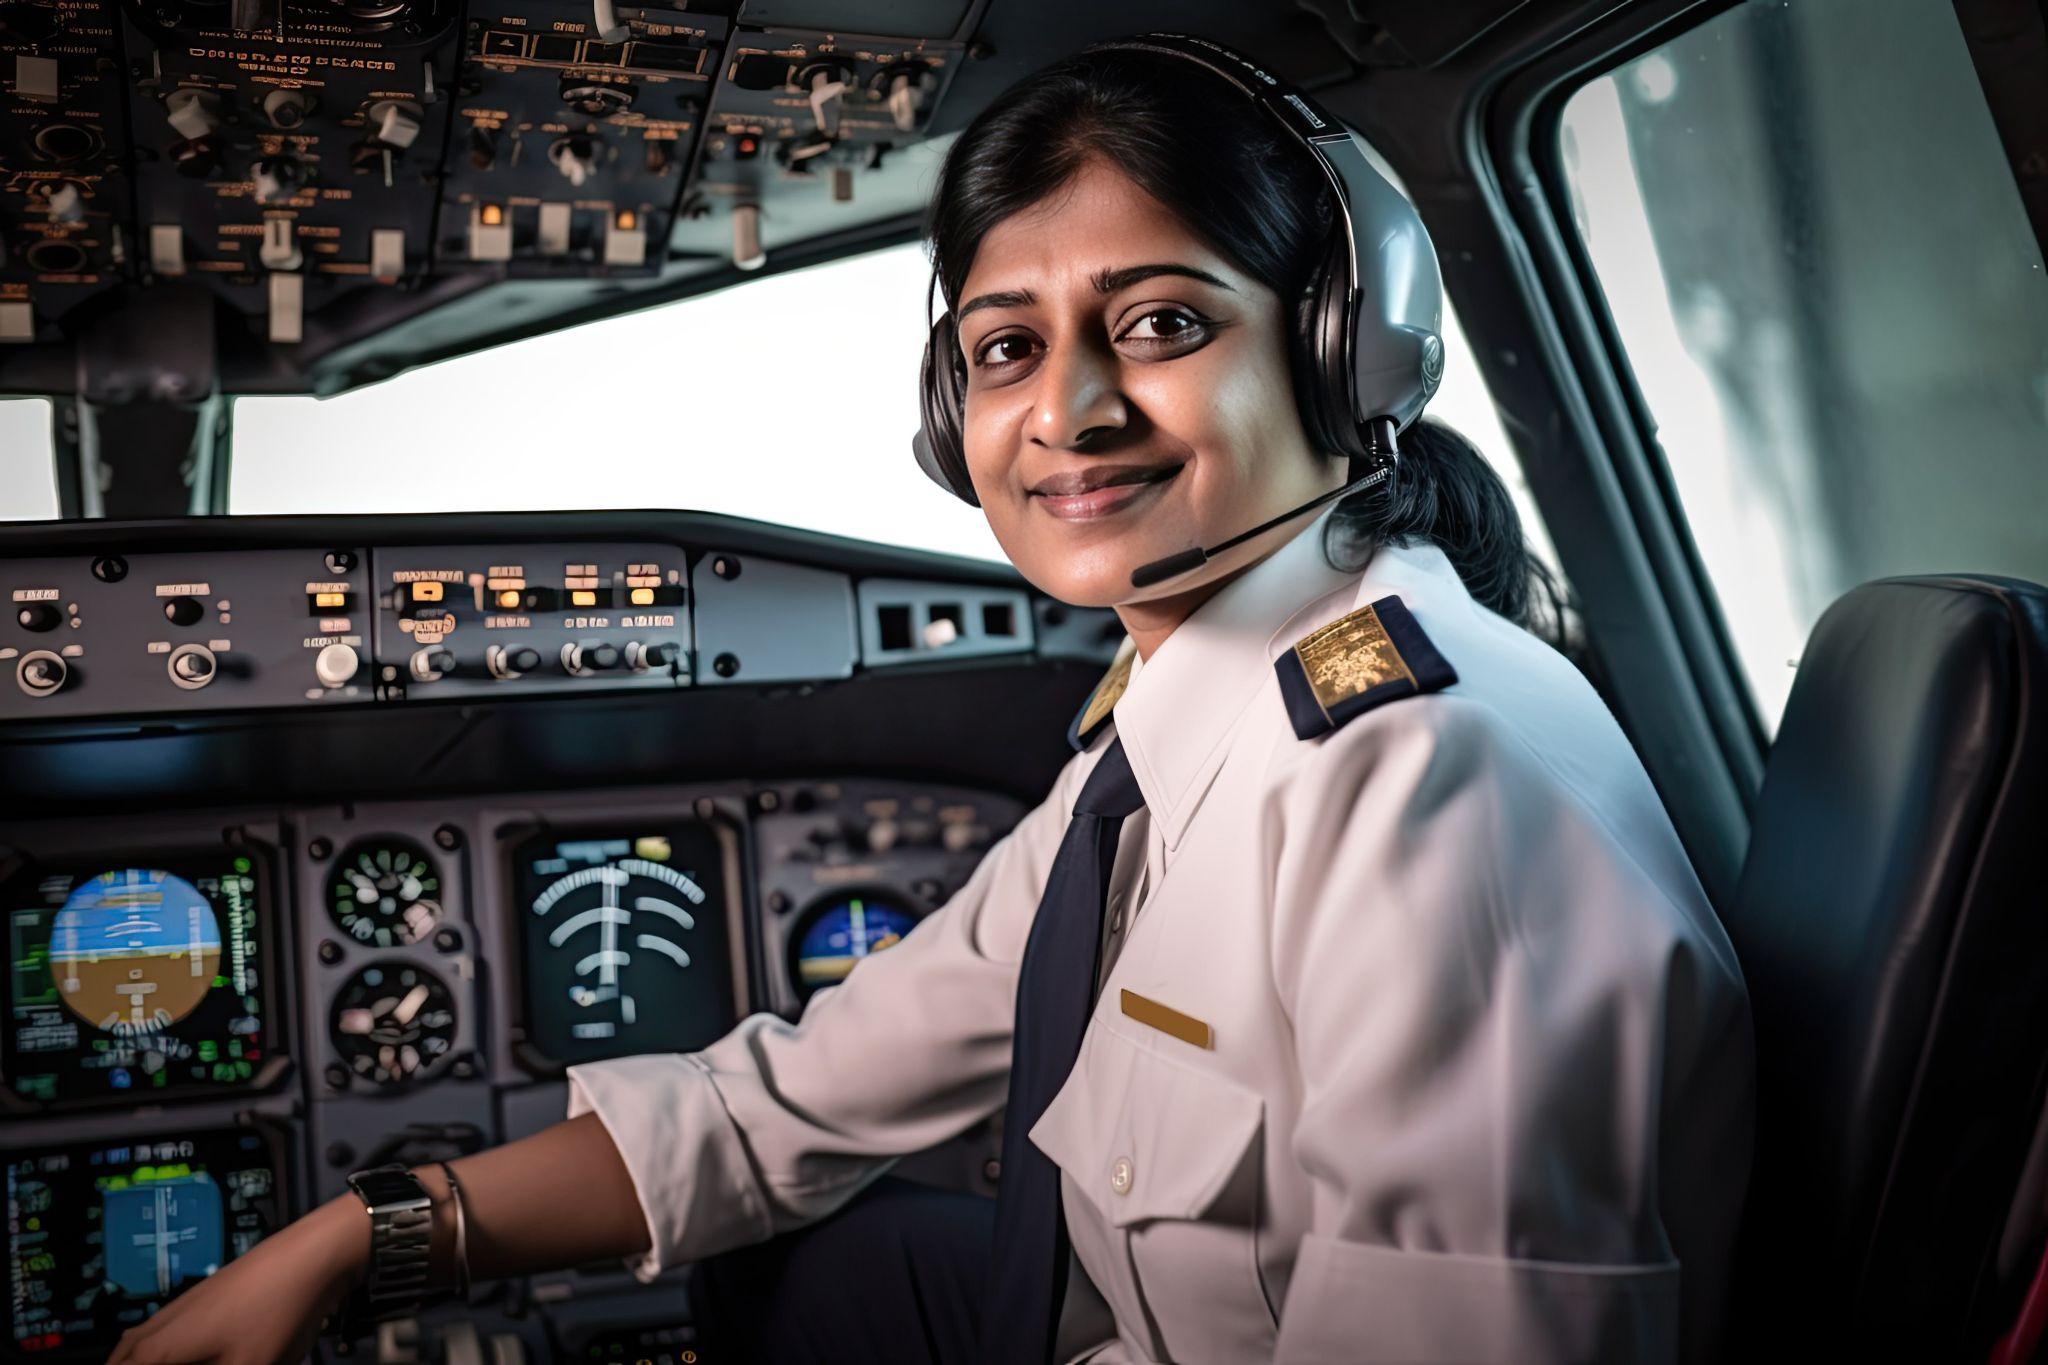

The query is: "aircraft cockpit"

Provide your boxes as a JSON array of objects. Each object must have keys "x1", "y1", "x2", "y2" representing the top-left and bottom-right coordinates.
[{"x1": 1, "y1": 0, "x2": 2045, "y2": 1360}]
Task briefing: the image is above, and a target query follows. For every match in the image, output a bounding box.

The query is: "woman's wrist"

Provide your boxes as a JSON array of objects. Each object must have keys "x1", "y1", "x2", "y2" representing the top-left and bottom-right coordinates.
[{"x1": 308, "y1": 1193, "x2": 374, "y2": 1300}]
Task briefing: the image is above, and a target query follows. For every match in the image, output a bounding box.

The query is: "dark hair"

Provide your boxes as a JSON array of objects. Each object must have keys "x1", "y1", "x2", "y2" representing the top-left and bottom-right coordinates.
[{"x1": 926, "y1": 45, "x2": 1566, "y2": 640}]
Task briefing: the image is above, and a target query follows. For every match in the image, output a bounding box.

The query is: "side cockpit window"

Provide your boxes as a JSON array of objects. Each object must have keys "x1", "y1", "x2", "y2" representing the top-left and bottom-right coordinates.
[{"x1": 1558, "y1": 0, "x2": 2048, "y2": 731}]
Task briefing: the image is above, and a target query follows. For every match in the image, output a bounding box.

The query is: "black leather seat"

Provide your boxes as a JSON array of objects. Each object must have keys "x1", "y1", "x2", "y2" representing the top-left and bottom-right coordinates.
[{"x1": 1720, "y1": 573, "x2": 2048, "y2": 1359}]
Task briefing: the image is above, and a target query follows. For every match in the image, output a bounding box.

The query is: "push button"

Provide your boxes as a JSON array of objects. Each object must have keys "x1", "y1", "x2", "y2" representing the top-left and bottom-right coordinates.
[{"x1": 1110, "y1": 1155, "x2": 1133, "y2": 1196}]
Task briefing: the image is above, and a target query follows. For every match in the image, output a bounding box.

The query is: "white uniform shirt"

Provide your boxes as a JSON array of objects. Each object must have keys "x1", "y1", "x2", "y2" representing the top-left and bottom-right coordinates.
[{"x1": 567, "y1": 513, "x2": 1755, "y2": 1363}]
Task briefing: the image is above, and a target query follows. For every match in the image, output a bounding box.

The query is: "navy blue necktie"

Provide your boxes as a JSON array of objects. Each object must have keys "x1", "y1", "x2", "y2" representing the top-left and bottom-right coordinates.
[{"x1": 980, "y1": 738, "x2": 1146, "y2": 1365}]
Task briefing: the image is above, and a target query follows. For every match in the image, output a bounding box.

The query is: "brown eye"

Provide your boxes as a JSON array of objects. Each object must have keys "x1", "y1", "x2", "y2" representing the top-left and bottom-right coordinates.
[
  {"x1": 1116, "y1": 307, "x2": 1215, "y2": 354},
  {"x1": 1124, "y1": 308, "x2": 1198, "y2": 340},
  {"x1": 975, "y1": 334, "x2": 1037, "y2": 367}
]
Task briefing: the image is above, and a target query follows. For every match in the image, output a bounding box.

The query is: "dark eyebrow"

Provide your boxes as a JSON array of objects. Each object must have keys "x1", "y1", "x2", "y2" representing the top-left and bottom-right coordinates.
[
  {"x1": 957, "y1": 288, "x2": 1035, "y2": 320},
  {"x1": 1091, "y1": 263, "x2": 1235, "y2": 295}
]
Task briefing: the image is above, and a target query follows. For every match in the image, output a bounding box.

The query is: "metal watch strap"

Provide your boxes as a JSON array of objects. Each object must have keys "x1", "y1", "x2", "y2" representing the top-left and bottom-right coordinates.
[{"x1": 346, "y1": 1163, "x2": 437, "y2": 1320}]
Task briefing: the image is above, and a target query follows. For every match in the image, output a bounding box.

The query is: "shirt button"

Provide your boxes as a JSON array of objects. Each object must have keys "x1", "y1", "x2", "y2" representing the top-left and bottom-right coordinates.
[{"x1": 1110, "y1": 1156, "x2": 1134, "y2": 1195}]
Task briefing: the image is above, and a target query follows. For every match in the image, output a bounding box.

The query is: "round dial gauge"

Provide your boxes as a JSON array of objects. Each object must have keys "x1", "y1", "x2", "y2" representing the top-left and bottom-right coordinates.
[
  {"x1": 790, "y1": 893, "x2": 921, "y2": 999},
  {"x1": 328, "y1": 840, "x2": 442, "y2": 947},
  {"x1": 329, "y1": 962, "x2": 457, "y2": 1087}
]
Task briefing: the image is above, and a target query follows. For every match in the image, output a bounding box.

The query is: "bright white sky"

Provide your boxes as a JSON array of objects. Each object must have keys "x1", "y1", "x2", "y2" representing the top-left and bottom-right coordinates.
[{"x1": 222, "y1": 241, "x2": 1537, "y2": 566}]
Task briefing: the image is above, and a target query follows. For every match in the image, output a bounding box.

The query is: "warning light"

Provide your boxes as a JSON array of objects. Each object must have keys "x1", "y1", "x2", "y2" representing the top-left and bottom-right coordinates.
[
  {"x1": 634, "y1": 835, "x2": 671, "y2": 861},
  {"x1": 314, "y1": 591, "x2": 347, "y2": 608},
  {"x1": 497, "y1": 589, "x2": 521, "y2": 609},
  {"x1": 410, "y1": 582, "x2": 444, "y2": 603},
  {"x1": 629, "y1": 587, "x2": 654, "y2": 606},
  {"x1": 570, "y1": 589, "x2": 597, "y2": 607},
  {"x1": 616, "y1": 210, "x2": 636, "y2": 230},
  {"x1": 481, "y1": 204, "x2": 504, "y2": 226}
]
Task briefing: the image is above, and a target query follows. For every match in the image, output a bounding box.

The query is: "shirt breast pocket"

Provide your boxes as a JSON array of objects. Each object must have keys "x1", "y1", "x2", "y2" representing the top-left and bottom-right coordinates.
[{"x1": 1029, "y1": 1018, "x2": 1274, "y2": 1363}]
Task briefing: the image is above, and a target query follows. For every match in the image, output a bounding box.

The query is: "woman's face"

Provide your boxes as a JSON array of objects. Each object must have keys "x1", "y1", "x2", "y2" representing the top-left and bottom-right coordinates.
[{"x1": 955, "y1": 158, "x2": 1343, "y2": 612}]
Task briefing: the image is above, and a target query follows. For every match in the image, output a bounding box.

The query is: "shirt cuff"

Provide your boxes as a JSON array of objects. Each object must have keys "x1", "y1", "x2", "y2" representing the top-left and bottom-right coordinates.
[{"x1": 566, "y1": 1051, "x2": 774, "y2": 1281}]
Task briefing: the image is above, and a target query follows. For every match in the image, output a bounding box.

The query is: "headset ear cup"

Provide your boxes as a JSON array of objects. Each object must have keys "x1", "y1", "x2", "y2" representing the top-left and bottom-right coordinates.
[
  {"x1": 915, "y1": 313, "x2": 980, "y2": 506},
  {"x1": 1297, "y1": 228, "x2": 1369, "y2": 465}
]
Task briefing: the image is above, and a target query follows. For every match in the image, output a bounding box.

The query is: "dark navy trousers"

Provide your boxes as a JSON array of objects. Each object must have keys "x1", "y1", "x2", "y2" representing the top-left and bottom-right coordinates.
[{"x1": 688, "y1": 1177, "x2": 997, "y2": 1364}]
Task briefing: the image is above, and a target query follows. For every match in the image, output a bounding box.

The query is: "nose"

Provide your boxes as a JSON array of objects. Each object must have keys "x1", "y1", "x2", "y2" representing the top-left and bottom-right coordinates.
[{"x1": 1031, "y1": 337, "x2": 1127, "y2": 451}]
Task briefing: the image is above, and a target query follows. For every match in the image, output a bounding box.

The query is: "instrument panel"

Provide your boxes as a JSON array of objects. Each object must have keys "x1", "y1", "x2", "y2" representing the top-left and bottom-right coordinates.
[
  {"x1": 0, "y1": 773, "x2": 1026, "y2": 1360},
  {"x1": 0, "y1": 0, "x2": 975, "y2": 366},
  {"x1": 0, "y1": 523, "x2": 1042, "y2": 724}
]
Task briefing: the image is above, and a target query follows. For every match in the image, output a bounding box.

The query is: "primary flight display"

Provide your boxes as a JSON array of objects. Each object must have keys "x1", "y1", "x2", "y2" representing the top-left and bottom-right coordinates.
[{"x1": 3, "y1": 856, "x2": 272, "y2": 1107}]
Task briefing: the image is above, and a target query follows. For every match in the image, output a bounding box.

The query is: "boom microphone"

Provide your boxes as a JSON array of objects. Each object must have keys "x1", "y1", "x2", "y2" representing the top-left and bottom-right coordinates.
[{"x1": 1127, "y1": 419, "x2": 1401, "y2": 590}]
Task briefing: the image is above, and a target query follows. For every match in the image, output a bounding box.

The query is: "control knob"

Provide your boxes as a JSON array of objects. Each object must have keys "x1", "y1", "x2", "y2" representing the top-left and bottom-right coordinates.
[
  {"x1": 162, "y1": 594, "x2": 205, "y2": 627},
  {"x1": 43, "y1": 182, "x2": 84, "y2": 224},
  {"x1": 15, "y1": 649, "x2": 67, "y2": 697},
  {"x1": 486, "y1": 644, "x2": 542, "y2": 679},
  {"x1": 14, "y1": 602, "x2": 60, "y2": 632},
  {"x1": 560, "y1": 641, "x2": 620, "y2": 676},
  {"x1": 548, "y1": 134, "x2": 601, "y2": 188},
  {"x1": 262, "y1": 88, "x2": 315, "y2": 130},
  {"x1": 251, "y1": 156, "x2": 309, "y2": 205},
  {"x1": 167, "y1": 642, "x2": 217, "y2": 690},
  {"x1": 409, "y1": 647, "x2": 456, "y2": 682},
  {"x1": 314, "y1": 641, "x2": 359, "y2": 688},
  {"x1": 164, "y1": 89, "x2": 223, "y2": 141},
  {"x1": 625, "y1": 640, "x2": 679, "y2": 673}
]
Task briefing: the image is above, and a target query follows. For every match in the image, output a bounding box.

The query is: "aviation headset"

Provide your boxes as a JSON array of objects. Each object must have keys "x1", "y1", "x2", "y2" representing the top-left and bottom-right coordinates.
[{"x1": 910, "y1": 31, "x2": 1445, "y2": 515}]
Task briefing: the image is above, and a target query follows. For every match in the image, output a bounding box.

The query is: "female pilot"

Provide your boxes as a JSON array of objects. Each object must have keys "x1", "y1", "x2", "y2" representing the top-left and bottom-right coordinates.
[{"x1": 113, "y1": 36, "x2": 1752, "y2": 1365}]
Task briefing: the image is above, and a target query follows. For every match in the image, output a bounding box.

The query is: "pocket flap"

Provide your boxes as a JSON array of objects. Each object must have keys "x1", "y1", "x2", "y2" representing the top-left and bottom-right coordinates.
[{"x1": 1027, "y1": 1020, "x2": 1263, "y2": 1228}]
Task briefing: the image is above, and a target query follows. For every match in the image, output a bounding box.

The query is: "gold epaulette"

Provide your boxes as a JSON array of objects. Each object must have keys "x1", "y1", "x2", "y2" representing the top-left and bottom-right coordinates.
[{"x1": 1274, "y1": 595, "x2": 1456, "y2": 740}]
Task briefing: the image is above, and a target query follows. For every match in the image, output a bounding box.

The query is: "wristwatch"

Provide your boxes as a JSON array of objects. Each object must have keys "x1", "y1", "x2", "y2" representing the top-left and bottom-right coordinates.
[{"x1": 345, "y1": 1163, "x2": 438, "y2": 1322}]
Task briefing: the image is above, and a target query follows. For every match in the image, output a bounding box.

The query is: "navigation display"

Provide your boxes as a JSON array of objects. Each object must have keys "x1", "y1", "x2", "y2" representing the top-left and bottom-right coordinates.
[
  {"x1": 4, "y1": 1129, "x2": 282, "y2": 1359},
  {"x1": 515, "y1": 825, "x2": 738, "y2": 1067},
  {"x1": 3, "y1": 856, "x2": 273, "y2": 1106}
]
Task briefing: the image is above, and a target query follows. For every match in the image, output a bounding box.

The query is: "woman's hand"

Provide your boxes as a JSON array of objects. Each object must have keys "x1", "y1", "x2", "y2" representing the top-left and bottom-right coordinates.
[{"x1": 108, "y1": 1194, "x2": 365, "y2": 1365}]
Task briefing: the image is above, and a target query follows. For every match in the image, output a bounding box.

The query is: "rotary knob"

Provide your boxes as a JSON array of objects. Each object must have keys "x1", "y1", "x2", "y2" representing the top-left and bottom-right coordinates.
[
  {"x1": 262, "y1": 88, "x2": 316, "y2": 130},
  {"x1": 164, "y1": 89, "x2": 223, "y2": 141},
  {"x1": 409, "y1": 647, "x2": 456, "y2": 682},
  {"x1": 14, "y1": 602, "x2": 60, "y2": 632},
  {"x1": 559, "y1": 641, "x2": 620, "y2": 676},
  {"x1": 162, "y1": 595, "x2": 205, "y2": 627},
  {"x1": 167, "y1": 643, "x2": 217, "y2": 690},
  {"x1": 43, "y1": 182, "x2": 84, "y2": 224},
  {"x1": 625, "y1": 640, "x2": 679, "y2": 673},
  {"x1": 486, "y1": 644, "x2": 542, "y2": 679},
  {"x1": 251, "y1": 156, "x2": 308, "y2": 205},
  {"x1": 548, "y1": 134, "x2": 601, "y2": 188},
  {"x1": 314, "y1": 641, "x2": 359, "y2": 689},
  {"x1": 16, "y1": 650, "x2": 67, "y2": 697}
]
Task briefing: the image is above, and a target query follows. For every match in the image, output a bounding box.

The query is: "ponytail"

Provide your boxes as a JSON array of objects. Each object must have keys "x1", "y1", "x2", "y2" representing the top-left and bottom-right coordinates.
[{"x1": 1325, "y1": 417, "x2": 1571, "y2": 647}]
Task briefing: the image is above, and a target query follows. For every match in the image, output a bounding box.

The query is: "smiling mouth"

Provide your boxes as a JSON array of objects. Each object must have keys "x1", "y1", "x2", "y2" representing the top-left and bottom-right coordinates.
[{"x1": 1028, "y1": 463, "x2": 1182, "y2": 521}]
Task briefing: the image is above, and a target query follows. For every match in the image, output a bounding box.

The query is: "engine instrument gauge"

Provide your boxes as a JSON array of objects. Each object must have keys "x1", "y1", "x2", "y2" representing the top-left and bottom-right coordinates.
[
  {"x1": 329, "y1": 962, "x2": 457, "y2": 1087},
  {"x1": 516, "y1": 825, "x2": 738, "y2": 1067},
  {"x1": 327, "y1": 840, "x2": 442, "y2": 947},
  {"x1": 790, "y1": 894, "x2": 922, "y2": 999}
]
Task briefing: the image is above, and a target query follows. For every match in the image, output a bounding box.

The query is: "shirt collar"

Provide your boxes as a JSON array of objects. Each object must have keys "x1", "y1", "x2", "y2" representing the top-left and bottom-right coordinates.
[
  {"x1": 1102, "y1": 520, "x2": 1479, "y2": 846},
  {"x1": 1107, "y1": 509, "x2": 1353, "y2": 848}
]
